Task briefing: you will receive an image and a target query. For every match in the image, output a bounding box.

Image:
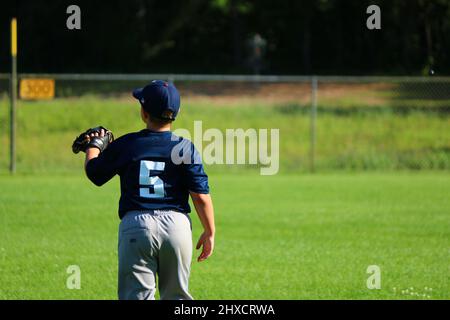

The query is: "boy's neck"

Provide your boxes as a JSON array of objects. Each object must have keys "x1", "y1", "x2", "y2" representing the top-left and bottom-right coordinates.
[{"x1": 146, "y1": 122, "x2": 171, "y2": 132}]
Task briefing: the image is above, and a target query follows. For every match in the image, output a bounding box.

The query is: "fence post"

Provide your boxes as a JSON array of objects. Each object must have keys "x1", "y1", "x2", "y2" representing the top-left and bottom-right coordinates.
[
  {"x1": 10, "y1": 18, "x2": 18, "y2": 174},
  {"x1": 310, "y1": 76, "x2": 317, "y2": 173}
]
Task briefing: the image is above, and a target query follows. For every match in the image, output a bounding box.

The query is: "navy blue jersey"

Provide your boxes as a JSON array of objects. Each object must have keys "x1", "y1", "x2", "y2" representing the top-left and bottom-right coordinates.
[{"x1": 85, "y1": 129, "x2": 209, "y2": 219}]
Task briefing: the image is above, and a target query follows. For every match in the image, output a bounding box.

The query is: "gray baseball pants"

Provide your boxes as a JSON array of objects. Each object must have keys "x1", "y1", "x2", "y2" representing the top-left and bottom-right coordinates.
[{"x1": 118, "y1": 210, "x2": 193, "y2": 300}]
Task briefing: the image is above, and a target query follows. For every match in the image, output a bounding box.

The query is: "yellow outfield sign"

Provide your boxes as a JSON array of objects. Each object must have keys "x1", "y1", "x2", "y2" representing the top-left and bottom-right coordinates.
[{"x1": 20, "y1": 78, "x2": 55, "y2": 100}]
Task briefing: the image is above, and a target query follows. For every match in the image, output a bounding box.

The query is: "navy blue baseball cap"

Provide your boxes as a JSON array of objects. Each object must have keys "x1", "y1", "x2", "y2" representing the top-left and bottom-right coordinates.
[{"x1": 132, "y1": 80, "x2": 180, "y2": 121}]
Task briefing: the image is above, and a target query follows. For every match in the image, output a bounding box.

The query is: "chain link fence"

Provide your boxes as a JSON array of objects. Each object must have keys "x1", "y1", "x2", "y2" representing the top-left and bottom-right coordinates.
[
  {"x1": 314, "y1": 77, "x2": 449, "y2": 171},
  {"x1": 0, "y1": 74, "x2": 448, "y2": 173}
]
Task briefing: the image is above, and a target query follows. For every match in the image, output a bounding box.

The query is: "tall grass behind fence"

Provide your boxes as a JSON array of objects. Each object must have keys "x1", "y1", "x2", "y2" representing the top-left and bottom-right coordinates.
[
  {"x1": 314, "y1": 79, "x2": 449, "y2": 170},
  {"x1": 0, "y1": 74, "x2": 448, "y2": 173}
]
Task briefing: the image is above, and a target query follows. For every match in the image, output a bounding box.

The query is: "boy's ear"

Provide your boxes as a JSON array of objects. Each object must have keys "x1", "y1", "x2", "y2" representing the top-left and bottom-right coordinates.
[{"x1": 141, "y1": 106, "x2": 149, "y2": 122}]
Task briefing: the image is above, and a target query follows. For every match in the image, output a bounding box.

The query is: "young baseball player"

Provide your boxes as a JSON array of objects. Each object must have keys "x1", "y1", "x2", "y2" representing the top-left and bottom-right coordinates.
[{"x1": 73, "y1": 80, "x2": 215, "y2": 300}]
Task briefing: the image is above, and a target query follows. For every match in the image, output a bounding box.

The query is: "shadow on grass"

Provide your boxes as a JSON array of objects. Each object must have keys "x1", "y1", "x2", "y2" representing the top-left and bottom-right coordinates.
[
  {"x1": 276, "y1": 103, "x2": 450, "y2": 116},
  {"x1": 393, "y1": 82, "x2": 450, "y2": 100}
]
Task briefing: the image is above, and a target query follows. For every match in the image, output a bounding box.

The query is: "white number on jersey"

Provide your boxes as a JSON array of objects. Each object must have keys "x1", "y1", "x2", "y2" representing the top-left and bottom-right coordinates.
[{"x1": 139, "y1": 160, "x2": 165, "y2": 198}]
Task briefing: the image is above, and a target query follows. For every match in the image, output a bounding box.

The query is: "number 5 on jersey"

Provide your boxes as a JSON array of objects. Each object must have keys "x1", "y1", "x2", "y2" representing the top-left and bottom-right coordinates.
[{"x1": 139, "y1": 160, "x2": 165, "y2": 198}]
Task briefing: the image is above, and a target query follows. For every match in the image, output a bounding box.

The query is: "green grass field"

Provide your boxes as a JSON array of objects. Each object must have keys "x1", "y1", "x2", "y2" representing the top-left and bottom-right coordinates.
[
  {"x1": 0, "y1": 88, "x2": 448, "y2": 300},
  {"x1": 0, "y1": 172, "x2": 449, "y2": 299}
]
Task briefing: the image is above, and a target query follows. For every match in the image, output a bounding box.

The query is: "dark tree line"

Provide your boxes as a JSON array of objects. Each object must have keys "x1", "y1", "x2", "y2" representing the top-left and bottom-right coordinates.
[{"x1": 1, "y1": 0, "x2": 449, "y2": 75}]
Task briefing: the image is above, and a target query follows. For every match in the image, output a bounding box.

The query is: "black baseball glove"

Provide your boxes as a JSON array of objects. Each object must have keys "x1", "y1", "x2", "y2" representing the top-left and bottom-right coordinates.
[{"x1": 72, "y1": 126, "x2": 114, "y2": 154}]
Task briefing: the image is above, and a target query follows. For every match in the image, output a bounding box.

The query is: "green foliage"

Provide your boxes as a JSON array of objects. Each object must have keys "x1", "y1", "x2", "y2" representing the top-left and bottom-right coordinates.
[{"x1": 2, "y1": 0, "x2": 450, "y2": 74}]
